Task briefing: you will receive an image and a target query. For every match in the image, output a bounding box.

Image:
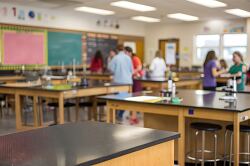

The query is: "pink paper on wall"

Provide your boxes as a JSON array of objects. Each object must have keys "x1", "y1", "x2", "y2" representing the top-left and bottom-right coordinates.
[{"x1": 3, "y1": 31, "x2": 45, "y2": 64}]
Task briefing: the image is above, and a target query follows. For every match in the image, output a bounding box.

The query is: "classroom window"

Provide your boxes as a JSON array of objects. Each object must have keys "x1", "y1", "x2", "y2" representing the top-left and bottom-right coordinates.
[
  {"x1": 195, "y1": 35, "x2": 220, "y2": 61},
  {"x1": 194, "y1": 33, "x2": 248, "y2": 65},
  {"x1": 223, "y1": 34, "x2": 248, "y2": 60}
]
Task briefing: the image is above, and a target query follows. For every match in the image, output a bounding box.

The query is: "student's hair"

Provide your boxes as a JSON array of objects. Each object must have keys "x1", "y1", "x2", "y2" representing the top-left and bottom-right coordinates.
[
  {"x1": 93, "y1": 50, "x2": 103, "y2": 62},
  {"x1": 110, "y1": 49, "x2": 118, "y2": 55},
  {"x1": 132, "y1": 53, "x2": 138, "y2": 57},
  {"x1": 117, "y1": 44, "x2": 124, "y2": 51},
  {"x1": 155, "y1": 50, "x2": 162, "y2": 58},
  {"x1": 219, "y1": 59, "x2": 228, "y2": 69},
  {"x1": 233, "y1": 51, "x2": 244, "y2": 62},
  {"x1": 124, "y1": 46, "x2": 133, "y2": 53},
  {"x1": 203, "y1": 50, "x2": 217, "y2": 67}
]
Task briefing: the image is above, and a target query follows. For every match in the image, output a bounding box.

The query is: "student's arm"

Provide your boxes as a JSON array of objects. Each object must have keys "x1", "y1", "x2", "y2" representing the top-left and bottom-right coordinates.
[
  {"x1": 212, "y1": 68, "x2": 225, "y2": 77},
  {"x1": 108, "y1": 58, "x2": 115, "y2": 72},
  {"x1": 163, "y1": 60, "x2": 167, "y2": 72},
  {"x1": 149, "y1": 60, "x2": 155, "y2": 71},
  {"x1": 133, "y1": 57, "x2": 142, "y2": 75},
  {"x1": 242, "y1": 64, "x2": 247, "y2": 73}
]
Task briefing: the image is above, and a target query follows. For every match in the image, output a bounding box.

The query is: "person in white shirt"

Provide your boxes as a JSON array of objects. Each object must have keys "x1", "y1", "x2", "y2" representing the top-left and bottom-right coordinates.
[{"x1": 149, "y1": 50, "x2": 167, "y2": 78}]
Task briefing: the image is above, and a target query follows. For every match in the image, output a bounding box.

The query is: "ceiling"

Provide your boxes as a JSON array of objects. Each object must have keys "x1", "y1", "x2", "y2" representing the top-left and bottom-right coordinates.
[{"x1": 1, "y1": 0, "x2": 250, "y2": 23}]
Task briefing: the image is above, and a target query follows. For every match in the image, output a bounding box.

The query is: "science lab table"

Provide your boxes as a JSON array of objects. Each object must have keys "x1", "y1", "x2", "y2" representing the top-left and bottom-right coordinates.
[
  {"x1": 0, "y1": 121, "x2": 180, "y2": 166},
  {"x1": 0, "y1": 82, "x2": 131, "y2": 130},
  {"x1": 0, "y1": 75, "x2": 25, "y2": 83},
  {"x1": 135, "y1": 77, "x2": 202, "y2": 90},
  {"x1": 99, "y1": 89, "x2": 250, "y2": 166}
]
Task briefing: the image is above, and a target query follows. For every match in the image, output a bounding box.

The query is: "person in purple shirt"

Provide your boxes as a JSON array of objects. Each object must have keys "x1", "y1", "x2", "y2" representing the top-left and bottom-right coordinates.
[{"x1": 203, "y1": 50, "x2": 225, "y2": 90}]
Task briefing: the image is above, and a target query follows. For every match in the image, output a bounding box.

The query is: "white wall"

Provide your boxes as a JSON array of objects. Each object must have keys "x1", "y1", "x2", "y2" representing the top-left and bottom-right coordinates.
[
  {"x1": 0, "y1": 2, "x2": 145, "y2": 36},
  {"x1": 144, "y1": 19, "x2": 247, "y2": 66},
  {"x1": 1, "y1": 2, "x2": 249, "y2": 67}
]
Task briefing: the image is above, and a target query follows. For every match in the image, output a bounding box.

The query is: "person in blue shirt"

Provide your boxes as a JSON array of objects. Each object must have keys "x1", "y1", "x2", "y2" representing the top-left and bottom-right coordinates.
[
  {"x1": 108, "y1": 45, "x2": 133, "y2": 122},
  {"x1": 108, "y1": 45, "x2": 133, "y2": 84}
]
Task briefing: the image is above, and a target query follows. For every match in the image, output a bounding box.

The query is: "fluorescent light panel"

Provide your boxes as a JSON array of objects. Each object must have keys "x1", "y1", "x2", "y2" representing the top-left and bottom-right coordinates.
[
  {"x1": 225, "y1": 9, "x2": 250, "y2": 17},
  {"x1": 168, "y1": 13, "x2": 199, "y2": 21},
  {"x1": 111, "y1": 1, "x2": 156, "y2": 12},
  {"x1": 131, "y1": 16, "x2": 160, "y2": 23},
  {"x1": 75, "y1": 6, "x2": 114, "y2": 15},
  {"x1": 186, "y1": 0, "x2": 227, "y2": 8}
]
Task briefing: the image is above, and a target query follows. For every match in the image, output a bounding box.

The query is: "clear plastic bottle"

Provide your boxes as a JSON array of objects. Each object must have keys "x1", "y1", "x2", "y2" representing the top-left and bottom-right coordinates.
[
  {"x1": 168, "y1": 71, "x2": 173, "y2": 93},
  {"x1": 172, "y1": 83, "x2": 176, "y2": 98}
]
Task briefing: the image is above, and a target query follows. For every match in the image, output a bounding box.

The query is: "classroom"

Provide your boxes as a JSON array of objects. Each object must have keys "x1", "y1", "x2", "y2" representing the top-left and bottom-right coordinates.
[{"x1": 0, "y1": 0, "x2": 250, "y2": 166}]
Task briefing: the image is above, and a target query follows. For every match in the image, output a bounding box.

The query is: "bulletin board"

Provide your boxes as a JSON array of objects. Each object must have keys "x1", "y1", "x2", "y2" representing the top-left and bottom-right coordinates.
[
  {"x1": 1, "y1": 26, "x2": 47, "y2": 65},
  {"x1": 48, "y1": 31, "x2": 82, "y2": 66}
]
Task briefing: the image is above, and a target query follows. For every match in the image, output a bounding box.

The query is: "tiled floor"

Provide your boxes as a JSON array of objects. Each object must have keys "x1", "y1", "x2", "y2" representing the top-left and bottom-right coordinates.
[{"x1": 0, "y1": 106, "x2": 144, "y2": 135}]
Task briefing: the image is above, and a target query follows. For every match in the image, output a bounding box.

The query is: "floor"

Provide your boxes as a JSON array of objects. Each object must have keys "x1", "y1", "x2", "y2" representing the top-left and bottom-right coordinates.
[{"x1": 0, "y1": 105, "x2": 144, "y2": 135}]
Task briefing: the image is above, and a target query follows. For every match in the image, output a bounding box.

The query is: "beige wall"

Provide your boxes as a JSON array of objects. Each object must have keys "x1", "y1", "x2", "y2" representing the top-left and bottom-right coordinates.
[
  {"x1": 144, "y1": 19, "x2": 247, "y2": 67},
  {"x1": 0, "y1": 2, "x2": 146, "y2": 37}
]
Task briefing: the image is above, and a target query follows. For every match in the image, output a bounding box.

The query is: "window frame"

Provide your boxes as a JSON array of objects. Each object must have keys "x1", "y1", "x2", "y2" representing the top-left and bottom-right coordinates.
[
  {"x1": 193, "y1": 34, "x2": 221, "y2": 65},
  {"x1": 193, "y1": 33, "x2": 248, "y2": 65}
]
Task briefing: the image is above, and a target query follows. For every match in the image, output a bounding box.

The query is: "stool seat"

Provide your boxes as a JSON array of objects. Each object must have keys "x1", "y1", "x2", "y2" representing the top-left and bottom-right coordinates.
[
  {"x1": 48, "y1": 102, "x2": 76, "y2": 108},
  {"x1": 191, "y1": 122, "x2": 222, "y2": 131},
  {"x1": 0, "y1": 95, "x2": 6, "y2": 101},
  {"x1": 97, "y1": 101, "x2": 106, "y2": 106},
  {"x1": 79, "y1": 101, "x2": 107, "y2": 107},
  {"x1": 79, "y1": 102, "x2": 92, "y2": 107},
  {"x1": 226, "y1": 124, "x2": 250, "y2": 133}
]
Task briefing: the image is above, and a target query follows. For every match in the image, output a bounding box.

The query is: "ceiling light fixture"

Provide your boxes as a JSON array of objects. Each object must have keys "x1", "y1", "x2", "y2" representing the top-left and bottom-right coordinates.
[
  {"x1": 111, "y1": 1, "x2": 156, "y2": 12},
  {"x1": 225, "y1": 9, "x2": 250, "y2": 17},
  {"x1": 131, "y1": 16, "x2": 160, "y2": 23},
  {"x1": 75, "y1": 6, "x2": 115, "y2": 15},
  {"x1": 186, "y1": 0, "x2": 227, "y2": 8},
  {"x1": 167, "y1": 13, "x2": 199, "y2": 21}
]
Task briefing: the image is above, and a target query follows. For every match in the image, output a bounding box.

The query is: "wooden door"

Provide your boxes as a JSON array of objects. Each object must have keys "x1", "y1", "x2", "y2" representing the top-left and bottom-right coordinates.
[{"x1": 159, "y1": 38, "x2": 180, "y2": 69}]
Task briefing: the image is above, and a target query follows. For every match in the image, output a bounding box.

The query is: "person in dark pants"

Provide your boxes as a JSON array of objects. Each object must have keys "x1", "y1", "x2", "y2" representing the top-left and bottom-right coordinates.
[{"x1": 203, "y1": 50, "x2": 225, "y2": 91}]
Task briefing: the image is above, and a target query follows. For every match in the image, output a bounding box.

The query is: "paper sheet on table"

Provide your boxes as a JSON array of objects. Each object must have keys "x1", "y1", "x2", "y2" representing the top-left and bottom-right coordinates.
[{"x1": 125, "y1": 96, "x2": 163, "y2": 103}]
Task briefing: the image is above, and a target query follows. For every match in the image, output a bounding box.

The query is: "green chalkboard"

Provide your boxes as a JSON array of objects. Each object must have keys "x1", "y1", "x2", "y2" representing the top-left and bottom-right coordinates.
[{"x1": 48, "y1": 31, "x2": 82, "y2": 66}]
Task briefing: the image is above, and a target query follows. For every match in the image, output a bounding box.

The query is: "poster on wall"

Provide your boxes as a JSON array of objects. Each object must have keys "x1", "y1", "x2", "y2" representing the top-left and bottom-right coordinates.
[
  {"x1": 124, "y1": 41, "x2": 136, "y2": 53},
  {"x1": 165, "y1": 42, "x2": 176, "y2": 65}
]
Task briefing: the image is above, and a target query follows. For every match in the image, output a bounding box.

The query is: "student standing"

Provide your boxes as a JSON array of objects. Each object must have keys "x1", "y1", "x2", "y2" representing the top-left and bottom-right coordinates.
[
  {"x1": 228, "y1": 51, "x2": 247, "y2": 91},
  {"x1": 108, "y1": 45, "x2": 133, "y2": 121},
  {"x1": 149, "y1": 50, "x2": 167, "y2": 78},
  {"x1": 90, "y1": 50, "x2": 104, "y2": 73},
  {"x1": 219, "y1": 59, "x2": 228, "y2": 70},
  {"x1": 124, "y1": 47, "x2": 143, "y2": 91},
  {"x1": 107, "y1": 49, "x2": 117, "y2": 65},
  {"x1": 108, "y1": 45, "x2": 133, "y2": 84},
  {"x1": 203, "y1": 50, "x2": 225, "y2": 90},
  {"x1": 123, "y1": 46, "x2": 143, "y2": 125}
]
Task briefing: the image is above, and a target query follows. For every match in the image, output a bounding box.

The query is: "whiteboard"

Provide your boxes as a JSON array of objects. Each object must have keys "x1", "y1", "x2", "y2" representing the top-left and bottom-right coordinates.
[
  {"x1": 165, "y1": 42, "x2": 176, "y2": 65},
  {"x1": 124, "y1": 41, "x2": 136, "y2": 53}
]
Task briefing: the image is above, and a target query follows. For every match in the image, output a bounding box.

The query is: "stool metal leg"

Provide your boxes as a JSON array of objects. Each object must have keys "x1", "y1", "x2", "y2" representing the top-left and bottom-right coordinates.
[
  {"x1": 54, "y1": 108, "x2": 58, "y2": 124},
  {"x1": 229, "y1": 132, "x2": 233, "y2": 165},
  {"x1": 0, "y1": 102, "x2": 3, "y2": 118},
  {"x1": 224, "y1": 130, "x2": 228, "y2": 166},
  {"x1": 67, "y1": 108, "x2": 71, "y2": 122},
  {"x1": 195, "y1": 131, "x2": 199, "y2": 166},
  {"x1": 201, "y1": 130, "x2": 206, "y2": 166},
  {"x1": 214, "y1": 133, "x2": 218, "y2": 166}
]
